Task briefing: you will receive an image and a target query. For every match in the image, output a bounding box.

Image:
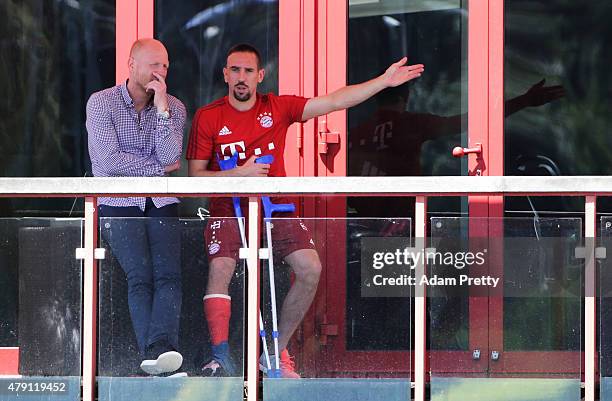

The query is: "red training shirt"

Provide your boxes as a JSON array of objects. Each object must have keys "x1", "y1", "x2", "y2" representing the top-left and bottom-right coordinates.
[
  {"x1": 187, "y1": 93, "x2": 309, "y2": 216},
  {"x1": 187, "y1": 93, "x2": 308, "y2": 176}
]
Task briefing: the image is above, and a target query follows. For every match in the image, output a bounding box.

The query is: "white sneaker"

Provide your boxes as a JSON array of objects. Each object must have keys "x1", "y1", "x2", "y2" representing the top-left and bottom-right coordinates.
[{"x1": 140, "y1": 351, "x2": 183, "y2": 375}]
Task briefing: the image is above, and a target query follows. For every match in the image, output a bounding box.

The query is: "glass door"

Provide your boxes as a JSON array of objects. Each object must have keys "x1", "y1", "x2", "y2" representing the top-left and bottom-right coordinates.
[
  {"x1": 313, "y1": 2, "x2": 583, "y2": 398},
  {"x1": 313, "y1": 0, "x2": 481, "y2": 379}
]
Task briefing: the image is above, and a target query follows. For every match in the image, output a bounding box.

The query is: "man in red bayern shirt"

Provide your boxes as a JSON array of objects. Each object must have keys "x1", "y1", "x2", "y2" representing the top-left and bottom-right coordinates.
[{"x1": 187, "y1": 43, "x2": 424, "y2": 378}]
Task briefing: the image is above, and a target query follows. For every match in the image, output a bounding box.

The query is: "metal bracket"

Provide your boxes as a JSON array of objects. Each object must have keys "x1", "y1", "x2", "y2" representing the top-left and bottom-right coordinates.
[
  {"x1": 258, "y1": 248, "x2": 270, "y2": 260},
  {"x1": 491, "y1": 351, "x2": 500, "y2": 361},
  {"x1": 575, "y1": 247, "x2": 607, "y2": 260},
  {"x1": 239, "y1": 248, "x2": 272, "y2": 260},
  {"x1": 95, "y1": 248, "x2": 106, "y2": 260},
  {"x1": 75, "y1": 248, "x2": 85, "y2": 260},
  {"x1": 75, "y1": 248, "x2": 106, "y2": 260},
  {"x1": 472, "y1": 349, "x2": 481, "y2": 360},
  {"x1": 239, "y1": 248, "x2": 249, "y2": 260}
]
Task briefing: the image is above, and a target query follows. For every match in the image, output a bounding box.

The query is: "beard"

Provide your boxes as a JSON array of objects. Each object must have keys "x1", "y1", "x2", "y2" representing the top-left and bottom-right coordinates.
[{"x1": 232, "y1": 82, "x2": 252, "y2": 102}]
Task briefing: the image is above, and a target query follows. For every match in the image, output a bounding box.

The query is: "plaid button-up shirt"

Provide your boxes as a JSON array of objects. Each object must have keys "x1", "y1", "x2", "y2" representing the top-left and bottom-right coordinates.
[{"x1": 86, "y1": 82, "x2": 186, "y2": 210}]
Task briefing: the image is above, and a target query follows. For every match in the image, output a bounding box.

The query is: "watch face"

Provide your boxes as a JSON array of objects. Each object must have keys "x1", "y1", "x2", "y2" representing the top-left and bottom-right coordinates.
[{"x1": 158, "y1": 110, "x2": 170, "y2": 119}]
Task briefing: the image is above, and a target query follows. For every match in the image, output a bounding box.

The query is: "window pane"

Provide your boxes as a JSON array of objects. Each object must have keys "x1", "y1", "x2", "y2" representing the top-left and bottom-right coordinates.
[
  {"x1": 0, "y1": 0, "x2": 115, "y2": 216},
  {"x1": 154, "y1": 0, "x2": 279, "y2": 214},
  {"x1": 505, "y1": 2, "x2": 612, "y2": 177}
]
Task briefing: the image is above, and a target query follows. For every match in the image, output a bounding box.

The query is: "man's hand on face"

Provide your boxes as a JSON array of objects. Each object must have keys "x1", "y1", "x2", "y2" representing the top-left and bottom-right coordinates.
[
  {"x1": 145, "y1": 72, "x2": 169, "y2": 113},
  {"x1": 381, "y1": 57, "x2": 425, "y2": 88}
]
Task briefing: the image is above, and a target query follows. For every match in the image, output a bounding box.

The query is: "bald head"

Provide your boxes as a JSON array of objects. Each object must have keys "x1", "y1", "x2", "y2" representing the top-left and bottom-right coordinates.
[
  {"x1": 127, "y1": 38, "x2": 170, "y2": 94},
  {"x1": 129, "y1": 38, "x2": 168, "y2": 60}
]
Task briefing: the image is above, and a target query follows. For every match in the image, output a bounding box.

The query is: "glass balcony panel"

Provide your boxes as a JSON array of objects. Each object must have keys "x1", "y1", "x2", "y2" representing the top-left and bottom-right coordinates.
[
  {"x1": 0, "y1": 218, "x2": 83, "y2": 401},
  {"x1": 261, "y1": 217, "x2": 411, "y2": 401},
  {"x1": 97, "y1": 217, "x2": 244, "y2": 401},
  {"x1": 1, "y1": 0, "x2": 115, "y2": 216},
  {"x1": 600, "y1": 216, "x2": 612, "y2": 400},
  {"x1": 430, "y1": 217, "x2": 582, "y2": 401}
]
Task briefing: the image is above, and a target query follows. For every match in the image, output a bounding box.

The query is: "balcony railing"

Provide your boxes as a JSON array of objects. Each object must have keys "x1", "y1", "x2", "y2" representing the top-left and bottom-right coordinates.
[{"x1": 0, "y1": 175, "x2": 610, "y2": 401}]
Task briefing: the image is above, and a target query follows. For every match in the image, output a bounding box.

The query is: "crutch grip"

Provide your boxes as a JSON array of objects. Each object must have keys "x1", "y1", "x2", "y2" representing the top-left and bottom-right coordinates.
[
  {"x1": 217, "y1": 152, "x2": 239, "y2": 170},
  {"x1": 255, "y1": 154, "x2": 274, "y2": 165},
  {"x1": 262, "y1": 197, "x2": 295, "y2": 219}
]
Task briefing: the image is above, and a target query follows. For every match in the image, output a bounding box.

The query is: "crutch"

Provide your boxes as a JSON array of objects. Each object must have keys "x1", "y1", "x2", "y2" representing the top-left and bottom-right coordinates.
[
  {"x1": 248, "y1": 155, "x2": 296, "y2": 377},
  {"x1": 260, "y1": 185, "x2": 295, "y2": 378},
  {"x1": 219, "y1": 153, "x2": 295, "y2": 378},
  {"x1": 217, "y1": 153, "x2": 273, "y2": 374}
]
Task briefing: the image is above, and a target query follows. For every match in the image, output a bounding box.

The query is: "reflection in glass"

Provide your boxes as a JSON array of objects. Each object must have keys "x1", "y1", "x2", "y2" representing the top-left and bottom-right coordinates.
[
  {"x1": 502, "y1": 218, "x2": 581, "y2": 352},
  {"x1": 429, "y1": 217, "x2": 582, "y2": 400},
  {"x1": 155, "y1": 0, "x2": 278, "y2": 110},
  {"x1": 505, "y1": 1, "x2": 612, "y2": 215},
  {"x1": 505, "y1": 1, "x2": 612, "y2": 176},
  {"x1": 97, "y1": 218, "x2": 244, "y2": 401},
  {"x1": 0, "y1": 1, "x2": 115, "y2": 216},
  {"x1": 429, "y1": 217, "x2": 472, "y2": 352},
  {"x1": 0, "y1": 218, "x2": 83, "y2": 401},
  {"x1": 346, "y1": 219, "x2": 412, "y2": 351},
  {"x1": 346, "y1": 2, "x2": 468, "y2": 364},
  {"x1": 263, "y1": 218, "x2": 411, "y2": 385},
  {"x1": 347, "y1": 2, "x2": 468, "y2": 218},
  {"x1": 600, "y1": 217, "x2": 612, "y2": 401},
  {"x1": 155, "y1": 0, "x2": 278, "y2": 210}
]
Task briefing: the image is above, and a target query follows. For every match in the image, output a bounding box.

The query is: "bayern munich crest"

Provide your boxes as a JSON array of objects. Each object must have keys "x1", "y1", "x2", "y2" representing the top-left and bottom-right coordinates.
[
  {"x1": 257, "y1": 112, "x2": 273, "y2": 128},
  {"x1": 208, "y1": 241, "x2": 221, "y2": 255}
]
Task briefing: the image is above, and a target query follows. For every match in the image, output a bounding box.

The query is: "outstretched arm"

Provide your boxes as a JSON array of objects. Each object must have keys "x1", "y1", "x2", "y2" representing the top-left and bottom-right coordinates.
[
  {"x1": 301, "y1": 57, "x2": 424, "y2": 121},
  {"x1": 411, "y1": 79, "x2": 564, "y2": 140},
  {"x1": 505, "y1": 79, "x2": 565, "y2": 117}
]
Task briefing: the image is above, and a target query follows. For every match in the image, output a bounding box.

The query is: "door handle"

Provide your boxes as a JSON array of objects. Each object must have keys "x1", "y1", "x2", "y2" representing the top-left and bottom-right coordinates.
[{"x1": 452, "y1": 143, "x2": 482, "y2": 158}]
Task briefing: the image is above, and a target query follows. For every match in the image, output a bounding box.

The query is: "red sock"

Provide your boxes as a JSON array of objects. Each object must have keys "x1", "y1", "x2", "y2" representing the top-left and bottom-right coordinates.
[{"x1": 203, "y1": 295, "x2": 231, "y2": 346}]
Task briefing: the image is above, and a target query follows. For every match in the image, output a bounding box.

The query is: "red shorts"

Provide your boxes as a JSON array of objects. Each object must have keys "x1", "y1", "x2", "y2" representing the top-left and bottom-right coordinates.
[{"x1": 204, "y1": 197, "x2": 315, "y2": 263}]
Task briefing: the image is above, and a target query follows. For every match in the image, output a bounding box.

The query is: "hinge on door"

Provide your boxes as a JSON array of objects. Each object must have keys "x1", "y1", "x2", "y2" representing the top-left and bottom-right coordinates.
[
  {"x1": 318, "y1": 314, "x2": 338, "y2": 345},
  {"x1": 318, "y1": 120, "x2": 340, "y2": 154}
]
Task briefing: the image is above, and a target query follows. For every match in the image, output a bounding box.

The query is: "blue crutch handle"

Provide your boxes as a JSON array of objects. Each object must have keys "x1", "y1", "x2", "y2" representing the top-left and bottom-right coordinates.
[
  {"x1": 219, "y1": 153, "x2": 273, "y2": 170},
  {"x1": 255, "y1": 154, "x2": 274, "y2": 164},
  {"x1": 262, "y1": 197, "x2": 295, "y2": 219},
  {"x1": 255, "y1": 155, "x2": 296, "y2": 218},
  {"x1": 217, "y1": 153, "x2": 294, "y2": 219},
  {"x1": 217, "y1": 152, "x2": 239, "y2": 171}
]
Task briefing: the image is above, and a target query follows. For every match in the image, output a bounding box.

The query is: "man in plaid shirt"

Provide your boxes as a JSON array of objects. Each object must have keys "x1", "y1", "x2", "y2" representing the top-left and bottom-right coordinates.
[{"x1": 86, "y1": 38, "x2": 187, "y2": 377}]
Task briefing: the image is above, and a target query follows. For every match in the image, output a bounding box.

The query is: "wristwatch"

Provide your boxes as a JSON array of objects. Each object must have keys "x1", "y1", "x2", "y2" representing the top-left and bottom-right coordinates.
[{"x1": 157, "y1": 109, "x2": 170, "y2": 119}]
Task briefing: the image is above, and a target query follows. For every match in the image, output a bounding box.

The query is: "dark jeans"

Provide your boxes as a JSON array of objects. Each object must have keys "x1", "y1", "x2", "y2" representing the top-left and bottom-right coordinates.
[{"x1": 99, "y1": 199, "x2": 182, "y2": 356}]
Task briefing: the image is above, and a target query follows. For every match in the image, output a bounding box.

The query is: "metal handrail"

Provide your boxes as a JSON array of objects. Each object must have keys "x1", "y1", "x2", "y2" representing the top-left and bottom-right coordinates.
[{"x1": 1, "y1": 175, "x2": 612, "y2": 196}]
